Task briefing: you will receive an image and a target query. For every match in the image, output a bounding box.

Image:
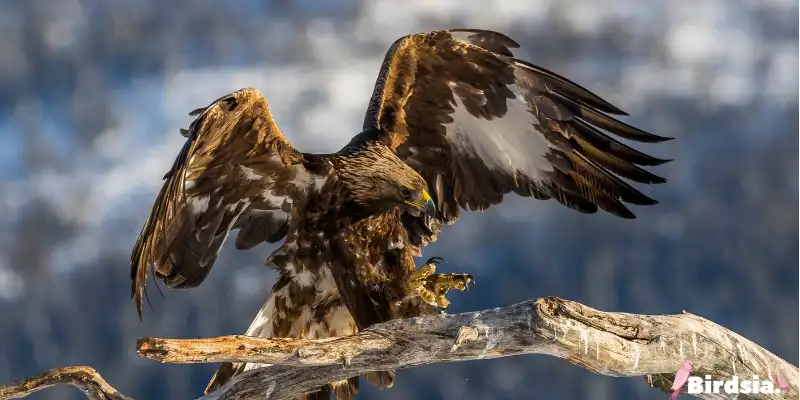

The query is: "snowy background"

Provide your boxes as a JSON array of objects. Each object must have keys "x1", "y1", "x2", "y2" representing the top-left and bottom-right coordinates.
[{"x1": 0, "y1": 0, "x2": 797, "y2": 399}]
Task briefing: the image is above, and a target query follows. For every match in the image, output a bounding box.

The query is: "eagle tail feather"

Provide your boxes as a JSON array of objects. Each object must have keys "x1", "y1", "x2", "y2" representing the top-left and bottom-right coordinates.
[
  {"x1": 362, "y1": 370, "x2": 395, "y2": 390},
  {"x1": 331, "y1": 377, "x2": 359, "y2": 400}
]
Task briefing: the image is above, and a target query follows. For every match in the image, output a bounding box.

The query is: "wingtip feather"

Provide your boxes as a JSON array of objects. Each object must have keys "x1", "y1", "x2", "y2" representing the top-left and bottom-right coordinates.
[
  {"x1": 134, "y1": 288, "x2": 144, "y2": 320},
  {"x1": 620, "y1": 211, "x2": 637, "y2": 219}
]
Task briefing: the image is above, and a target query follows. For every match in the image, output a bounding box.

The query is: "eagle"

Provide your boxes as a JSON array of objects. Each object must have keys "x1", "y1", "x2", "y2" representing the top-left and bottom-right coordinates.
[{"x1": 130, "y1": 29, "x2": 670, "y2": 399}]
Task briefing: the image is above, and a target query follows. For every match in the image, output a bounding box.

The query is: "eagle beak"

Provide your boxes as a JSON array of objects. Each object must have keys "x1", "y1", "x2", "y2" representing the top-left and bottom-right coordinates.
[
  {"x1": 404, "y1": 190, "x2": 436, "y2": 217},
  {"x1": 420, "y1": 190, "x2": 436, "y2": 216}
]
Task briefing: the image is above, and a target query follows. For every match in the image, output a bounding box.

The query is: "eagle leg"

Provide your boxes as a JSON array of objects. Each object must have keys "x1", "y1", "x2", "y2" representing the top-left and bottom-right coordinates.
[{"x1": 408, "y1": 257, "x2": 473, "y2": 310}]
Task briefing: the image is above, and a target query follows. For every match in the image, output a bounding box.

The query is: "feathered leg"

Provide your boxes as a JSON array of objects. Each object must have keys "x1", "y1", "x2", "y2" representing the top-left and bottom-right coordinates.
[{"x1": 204, "y1": 268, "x2": 391, "y2": 400}]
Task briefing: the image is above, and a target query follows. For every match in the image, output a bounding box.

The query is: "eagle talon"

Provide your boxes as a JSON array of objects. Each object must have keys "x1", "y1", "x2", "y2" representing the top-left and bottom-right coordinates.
[
  {"x1": 466, "y1": 274, "x2": 475, "y2": 291},
  {"x1": 426, "y1": 256, "x2": 446, "y2": 265},
  {"x1": 457, "y1": 274, "x2": 474, "y2": 291}
]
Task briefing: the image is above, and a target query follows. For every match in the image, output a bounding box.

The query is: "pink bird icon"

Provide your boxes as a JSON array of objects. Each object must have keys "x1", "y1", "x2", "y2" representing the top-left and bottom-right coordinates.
[
  {"x1": 775, "y1": 375, "x2": 789, "y2": 392},
  {"x1": 669, "y1": 360, "x2": 693, "y2": 400}
]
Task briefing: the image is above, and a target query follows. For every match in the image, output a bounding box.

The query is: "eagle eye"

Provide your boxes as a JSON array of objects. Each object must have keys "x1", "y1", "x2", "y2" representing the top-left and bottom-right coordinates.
[{"x1": 400, "y1": 187, "x2": 414, "y2": 198}]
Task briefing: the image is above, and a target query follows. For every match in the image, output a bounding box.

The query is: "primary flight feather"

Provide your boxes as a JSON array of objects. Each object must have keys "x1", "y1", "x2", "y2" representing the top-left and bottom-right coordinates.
[{"x1": 130, "y1": 29, "x2": 670, "y2": 399}]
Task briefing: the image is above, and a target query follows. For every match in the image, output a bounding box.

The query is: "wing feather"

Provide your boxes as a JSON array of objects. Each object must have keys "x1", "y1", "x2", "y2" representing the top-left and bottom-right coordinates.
[
  {"x1": 362, "y1": 29, "x2": 671, "y2": 235},
  {"x1": 130, "y1": 88, "x2": 309, "y2": 317}
]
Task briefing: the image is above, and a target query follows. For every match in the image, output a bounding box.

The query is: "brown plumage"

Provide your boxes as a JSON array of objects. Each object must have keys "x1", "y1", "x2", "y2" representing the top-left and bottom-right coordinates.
[{"x1": 131, "y1": 29, "x2": 671, "y2": 399}]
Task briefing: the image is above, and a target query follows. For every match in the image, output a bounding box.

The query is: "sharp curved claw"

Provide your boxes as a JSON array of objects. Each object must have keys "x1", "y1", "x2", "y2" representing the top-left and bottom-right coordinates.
[{"x1": 426, "y1": 256, "x2": 446, "y2": 265}]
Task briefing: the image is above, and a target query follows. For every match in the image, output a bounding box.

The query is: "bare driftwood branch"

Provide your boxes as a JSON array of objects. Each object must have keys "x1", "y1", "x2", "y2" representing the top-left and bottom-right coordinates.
[
  {"x1": 2, "y1": 297, "x2": 795, "y2": 399},
  {"x1": 0, "y1": 366, "x2": 130, "y2": 400},
  {"x1": 135, "y1": 296, "x2": 798, "y2": 400}
]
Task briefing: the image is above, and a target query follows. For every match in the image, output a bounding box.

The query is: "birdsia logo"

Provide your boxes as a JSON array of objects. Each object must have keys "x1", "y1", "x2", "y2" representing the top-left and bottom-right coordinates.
[{"x1": 686, "y1": 375, "x2": 784, "y2": 395}]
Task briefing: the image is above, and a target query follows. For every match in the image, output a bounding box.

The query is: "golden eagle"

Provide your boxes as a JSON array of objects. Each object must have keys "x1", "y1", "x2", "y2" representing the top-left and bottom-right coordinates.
[{"x1": 130, "y1": 29, "x2": 670, "y2": 398}]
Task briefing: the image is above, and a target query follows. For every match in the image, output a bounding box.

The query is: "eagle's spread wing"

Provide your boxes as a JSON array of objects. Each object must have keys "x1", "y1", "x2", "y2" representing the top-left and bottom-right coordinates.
[
  {"x1": 131, "y1": 88, "x2": 309, "y2": 317},
  {"x1": 362, "y1": 29, "x2": 670, "y2": 228}
]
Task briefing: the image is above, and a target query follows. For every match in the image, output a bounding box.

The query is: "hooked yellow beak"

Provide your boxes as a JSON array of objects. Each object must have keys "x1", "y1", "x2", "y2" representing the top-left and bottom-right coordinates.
[{"x1": 405, "y1": 190, "x2": 437, "y2": 216}]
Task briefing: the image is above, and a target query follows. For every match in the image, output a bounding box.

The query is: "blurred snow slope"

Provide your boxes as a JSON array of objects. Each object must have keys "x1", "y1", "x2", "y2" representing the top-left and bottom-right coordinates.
[{"x1": 0, "y1": 1, "x2": 796, "y2": 399}]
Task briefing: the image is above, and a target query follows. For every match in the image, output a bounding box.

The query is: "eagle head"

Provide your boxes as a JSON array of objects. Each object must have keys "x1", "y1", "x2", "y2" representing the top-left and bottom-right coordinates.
[{"x1": 336, "y1": 143, "x2": 436, "y2": 218}]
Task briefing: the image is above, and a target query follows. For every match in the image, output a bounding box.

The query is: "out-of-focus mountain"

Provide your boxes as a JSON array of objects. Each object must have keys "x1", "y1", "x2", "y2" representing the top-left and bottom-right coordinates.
[{"x1": 0, "y1": 1, "x2": 796, "y2": 399}]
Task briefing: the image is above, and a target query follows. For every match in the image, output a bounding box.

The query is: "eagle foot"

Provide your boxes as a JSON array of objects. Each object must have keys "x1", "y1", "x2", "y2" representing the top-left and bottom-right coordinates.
[
  {"x1": 423, "y1": 273, "x2": 474, "y2": 309},
  {"x1": 409, "y1": 257, "x2": 473, "y2": 310}
]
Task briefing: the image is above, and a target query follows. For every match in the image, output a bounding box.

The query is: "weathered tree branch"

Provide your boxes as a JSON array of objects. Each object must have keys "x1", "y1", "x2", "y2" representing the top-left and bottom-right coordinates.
[
  {"x1": 0, "y1": 366, "x2": 130, "y2": 400},
  {"x1": 137, "y1": 296, "x2": 798, "y2": 400},
  {"x1": 2, "y1": 297, "x2": 796, "y2": 400}
]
